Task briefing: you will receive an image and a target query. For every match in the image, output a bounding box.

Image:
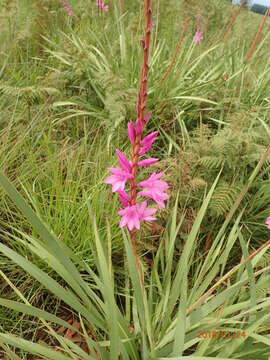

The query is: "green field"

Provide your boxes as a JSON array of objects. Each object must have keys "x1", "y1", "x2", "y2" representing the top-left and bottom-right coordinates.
[{"x1": 1, "y1": 0, "x2": 270, "y2": 359}]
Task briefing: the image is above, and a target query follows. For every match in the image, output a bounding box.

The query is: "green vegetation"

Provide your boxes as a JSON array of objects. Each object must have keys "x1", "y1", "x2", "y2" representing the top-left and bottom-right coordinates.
[{"x1": 0, "y1": 0, "x2": 270, "y2": 358}]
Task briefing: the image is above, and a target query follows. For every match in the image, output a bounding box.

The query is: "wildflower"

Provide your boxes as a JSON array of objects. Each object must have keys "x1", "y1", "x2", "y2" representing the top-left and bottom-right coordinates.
[
  {"x1": 266, "y1": 217, "x2": 270, "y2": 229},
  {"x1": 194, "y1": 12, "x2": 203, "y2": 44},
  {"x1": 136, "y1": 119, "x2": 143, "y2": 135},
  {"x1": 105, "y1": 119, "x2": 168, "y2": 228},
  {"x1": 139, "y1": 131, "x2": 158, "y2": 156},
  {"x1": 116, "y1": 149, "x2": 131, "y2": 173},
  {"x1": 138, "y1": 158, "x2": 159, "y2": 167},
  {"x1": 105, "y1": 0, "x2": 169, "y2": 231},
  {"x1": 194, "y1": 31, "x2": 203, "y2": 44},
  {"x1": 137, "y1": 172, "x2": 168, "y2": 191},
  {"x1": 117, "y1": 190, "x2": 130, "y2": 207},
  {"x1": 97, "y1": 0, "x2": 109, "y2": 13},
  {"x1": 104, "y1": 167, "x2": 133, "y2": 192},
  {"x1": 137, "y1": 173, "x2": 169, "y2": 208},
  {"x1": 63, "y1": 1, "x2": 72, "y2": 16},
  {"x1": 118, "y1": 205, "x2": 141, "y2": 230},
  {"x1": 128, "y1": 121, "x2": 136, "y2": 144},
  {"x1": 144, "y1": 111, "x2": 152, "y2": 124},
  {"x1": 137, "y1": 201, "x2": 157, "y2": 222},
  {"x1": 118, "y1": 202, "x2": 157, "y2": 231}
]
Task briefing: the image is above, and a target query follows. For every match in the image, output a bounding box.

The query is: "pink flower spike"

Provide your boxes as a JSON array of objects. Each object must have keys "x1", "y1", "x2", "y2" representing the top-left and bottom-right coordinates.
[
  {"x1": 105, "y1": 167, "x2": 133, "y2": 192},
  {"x1": 117, "y1": 190, "x2": 130, "y2": 207},
  {"x1": 64, "y1": 2, "x2": 72, "y2": 16},
  {"x1": 103, "y1": 4, "x2": 109, "y2": 12},
  {"x1": 138, "y1": 158, "x2": 159, "y2": 167},
  {"x1": 139, "y1": 131, "x2": 158, "y2": 156},
  {"x1": 266, "y1": 217, "x2": 270, "y2": 229},
  {"x1": 116, "y1": 149, "x2": 132, "y2": 172},
  {"x1": 128, "y1": 121, "x2": 136, "y2": 145},
  {"x1": 144, "y1": 111, "x2": 152, "y2": 124},
  {"x1": 118, "y1": 206, "x2": 141, "y2": 231},
  {"x1": 136, "y1": 118, "x2": 142, "y2": 135},
  {"x1": 137, "y1": 201, "x2": 157, "y2": 222},
  {"x1": 194, "y1": 31, "x2": 203, "y2": 44}
]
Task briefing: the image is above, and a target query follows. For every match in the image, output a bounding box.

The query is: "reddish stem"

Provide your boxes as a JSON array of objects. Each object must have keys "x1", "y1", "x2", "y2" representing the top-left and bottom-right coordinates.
[
  {"x1": 128, "y1": 0, "x2": 152, "y2": 295},
  {"x1": 159, "y1": 19, "x2": 189, "y2": 84},
  {"x1": 244, "y1": 7, "x2": 270, "y2": 66},
  {"x1": 130, "y1": 0, "x2": 152, "y2": 207},
  {"x1": 223, "y1": 0, "x2": 246, "y2": 43}
]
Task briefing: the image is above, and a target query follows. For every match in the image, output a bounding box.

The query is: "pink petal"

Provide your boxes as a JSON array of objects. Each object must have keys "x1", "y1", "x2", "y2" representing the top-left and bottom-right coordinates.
[
  {"x1": 141, "y1": 131, "x2": 158, "y2": 146},
  {"x1": 103, "y1": 4, "x2": 109, "y2": 12},
  {"x1": 104, "y1": 175, "x2": 115, "y2": 184},
  {"x1": 117, "y1": 190, "x2": 130, "y2": 207},
  {"x1": 116, "y1": 149, "x2": 132, "y2": 172},
  {"x1": 112, "y1": 181, "x2": 124, "y2": 192},
  {"x1": 136, "y1": 119, "x2": 142, "y2": 135},
  {"x1": 128, "y1": 121, "x2": 136, "y2": 144},
  {"x1": 266, "y1": 217, "x2": 270, "y2": 229},
  {"x1": 194, "y1": 31, "x2": 203, "y2": 44},
  {"x1": 138, "y1": 190, "x2": 169, "y2": 208},
  {"x1": 144, "y1": 111, "x2": 152, "y2": 124},
  {"x1": 118, "y1": 205, "x2": 141, "y2": 231},
  {"x1": 137, "y1": 201, "x2": 157, "y2": 222},
  {"x1": 119, "y1": 216, "x2": 127, "y2": 228},
  {"x1": 139, "y1": 131, "x2": 158, "y2": 156},
  {"x1": 138, "y1": 158, "x2": 159, "y2": 167},
  {"x1": 133, "y1": 217, "x2": 140, "y2": 230},
  {"x1": 137, "y1": 172, "x2": 164, "y2": 187},
  {"x1": 138, "y1": 201, "x2": 147, "y2": 212}
]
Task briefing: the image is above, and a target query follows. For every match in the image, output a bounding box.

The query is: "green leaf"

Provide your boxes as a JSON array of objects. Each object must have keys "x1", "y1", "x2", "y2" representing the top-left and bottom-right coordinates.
[{"x1": 0, "y1": 333, "x2": 72, "y2": 360}]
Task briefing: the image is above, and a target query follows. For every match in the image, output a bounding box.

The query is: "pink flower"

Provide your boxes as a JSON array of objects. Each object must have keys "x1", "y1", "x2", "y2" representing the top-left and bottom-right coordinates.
[
  {"x1": 117, "y1": 190, "x2": 130, "y2": 207},
  {"x1": 144, "y1": 111, "x2": 152, "y2": 124},
  {"x1": 194, "y1": 31, "x2": 203, "y2": 44},
  {"x1": 138, "y1": 158, "x2": 159, "y2": 167},
  {"x1": 118, "y1": 205, "x2": 141, "y2": 230},
  {"x1": 116, "y1": 149, "x2": 131, "y2": 172},
  {"x1": 266, "y1": 217, "x2": 270, "y2": 229},
  {"x1": 137, "y1": 201, "x2": 157, "y2": 222},
  {"x1": 105, "y1": 167, "x2": 133, "y2": 192},
  {"x1": 137, "y1": 172, "x2": 169, "y2": 208},
  {"x1": 128, "y1": 121, "x2": 136, "y2": 145},
  {"x1": 118, "y1": 202, "x2": 157, "y2": 230},
  {"x1": 97, "y1": 0, "x2": 109, "y2": 12},
  {"x1": 64, "y1": 1, "x2": 72, "y2": 16},
  {"x1": 139, "y1": 131, "x2": 158, "y2": 156},
  {"x1": 137, "y1": 172, "x2": 168, "y2": 190},
  {"x1": 194, "y1": 12, "x2": 203, "y2": 44}
]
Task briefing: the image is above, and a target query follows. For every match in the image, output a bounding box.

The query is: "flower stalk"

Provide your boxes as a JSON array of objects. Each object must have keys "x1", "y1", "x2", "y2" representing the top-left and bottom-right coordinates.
[
  {"x1": 105, "y1": 0, "x2": 169, "y2": 292},
  {"x1": 223, "y1": 0, "x2": 246, "y2": 43},
  {"x1": 159, "y1": 19, "x2": 189, "y2": 84},
  {"x1": 244, "y1": 7, "x2": 270, "y2": 66},
  {"x1": 130, "y1": 0, "x2": 153, "y2": 208}
]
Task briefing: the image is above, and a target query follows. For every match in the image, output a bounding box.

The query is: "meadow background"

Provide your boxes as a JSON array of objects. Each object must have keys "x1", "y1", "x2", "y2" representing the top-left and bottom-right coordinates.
[{"x1": 0, "y1": 0, "x2": 270, "y2": 359}]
